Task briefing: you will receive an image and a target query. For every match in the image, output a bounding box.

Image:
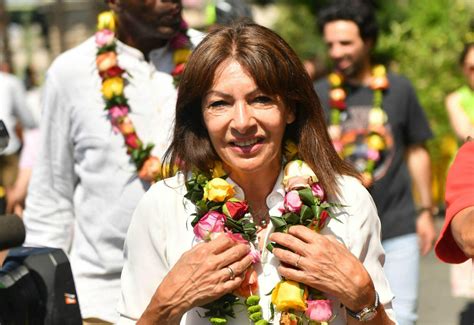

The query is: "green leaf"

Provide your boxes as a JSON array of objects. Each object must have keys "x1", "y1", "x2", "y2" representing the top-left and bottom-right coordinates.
[
  {"x1": 283, "y1": 212, "x2": 299, "y2": 225},
  {"x1": 298, "y1": 187, "x2": 315, "y2": 206},
  {"x1": 269, "y1": 215, "x2": 287, "y2": 229},
  {"x1": 299, "y1": 204, "x2": 313, "y2": 223}
]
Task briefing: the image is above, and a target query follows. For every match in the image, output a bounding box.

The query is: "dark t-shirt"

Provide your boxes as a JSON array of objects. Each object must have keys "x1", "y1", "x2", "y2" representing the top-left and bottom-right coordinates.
[{"x1": 314, "y1": 72, "x2": 433, "y2": 240}]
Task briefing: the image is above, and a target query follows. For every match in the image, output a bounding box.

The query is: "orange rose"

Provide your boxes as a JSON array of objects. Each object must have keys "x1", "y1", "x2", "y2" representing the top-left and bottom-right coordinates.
[
  {"x1": 234, "y1": 268, "x2": 258, "y2": 297},
  {"x1": 96, "y1": 51, "x2": 117, "y2": 73},
  {"x1": 138, "y1": 156, "x2": 162, "y2": 182},
  {"x1": 118, "y1": 116, "x2": 135, "y2": 135},
  {"x1": 329, "y1": 88, "x2": 346, "y2": 101}
]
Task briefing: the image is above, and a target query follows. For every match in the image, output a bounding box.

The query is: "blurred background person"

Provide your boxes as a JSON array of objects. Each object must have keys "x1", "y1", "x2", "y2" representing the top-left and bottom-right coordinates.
[
  {"x1": 0, "y1": 62, "x2": 37, "y2": 214},
  {"x1": 445, "y1": 42, "x2": 474, "y2": 142},
  {"x1": 21, "y1": 0, "x2": 203, "y2": 323},
  {"x1": 313, "y1": 1, "x2": 436, "y2": 324},
  {"x1": 6, "y1": 64, "x2": 43, "y2": 216}
]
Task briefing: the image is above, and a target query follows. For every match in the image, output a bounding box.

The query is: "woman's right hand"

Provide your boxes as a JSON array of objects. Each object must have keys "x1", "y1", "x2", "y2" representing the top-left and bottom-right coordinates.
[{"x1": 138, "y1": 234, "x2": 254, "y2": 324}]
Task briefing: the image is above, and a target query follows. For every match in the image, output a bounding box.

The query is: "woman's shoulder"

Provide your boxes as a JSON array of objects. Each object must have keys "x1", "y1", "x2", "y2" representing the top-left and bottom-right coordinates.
[
  {"x1": 146, "y1": 173, "x2": 187, "y2": 199},
  {"x1": 335, "y1": 175, "x2": 370, "y2": 202}
]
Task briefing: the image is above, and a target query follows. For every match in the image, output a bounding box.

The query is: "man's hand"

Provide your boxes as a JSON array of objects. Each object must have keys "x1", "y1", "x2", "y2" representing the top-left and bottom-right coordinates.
[{"x1": 416, "y1": 210, "x2": 437, "y2": 255}]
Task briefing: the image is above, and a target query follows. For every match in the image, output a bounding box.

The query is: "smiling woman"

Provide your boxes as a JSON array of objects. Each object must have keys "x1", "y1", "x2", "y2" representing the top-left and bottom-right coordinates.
[{"x1": 117, "y1": 22, "x2": 397, "y2": 325}]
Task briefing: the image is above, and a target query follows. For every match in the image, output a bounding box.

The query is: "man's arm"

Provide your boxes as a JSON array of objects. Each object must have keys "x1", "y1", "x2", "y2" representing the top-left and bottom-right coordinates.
[
  {"x1": 450, "y1": 203, "x2": 474, "y2": 258},
  {"x1": 406, "y1": 143, "x2": 437, "y2": 256},
  {"x1": 22, "y1": 69, "x2": 76, "y2": 252},
  {"x1": 445, "y1": 93, "x2": 474, "y2": 142}
]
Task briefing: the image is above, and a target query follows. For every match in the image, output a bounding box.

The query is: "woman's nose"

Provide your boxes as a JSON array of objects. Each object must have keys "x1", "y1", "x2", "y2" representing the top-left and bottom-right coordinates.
[{"x1": 231, "y1": 102, "x2": 256, "y2": 134}]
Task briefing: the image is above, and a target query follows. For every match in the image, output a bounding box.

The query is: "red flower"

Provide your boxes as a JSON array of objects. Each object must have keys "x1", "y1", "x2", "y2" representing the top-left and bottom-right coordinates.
[
  {"x1": 318, "y1": 210, "x2": 330, "y2": 229},
  {"x1": 222, "y1": 200, "x2": 249, "y2": 220},
  {"x1": 99, "y1": 66, "x2": 125, "y2": 79},
  {"x1": 330, "y1": 99, "x2": 346, "y2": 110},
  {"x1": 125, "y1": 132, "x2": 140, "y2": 149},
  {"x1": 171, "y1": 63, "x2": 186, "y2": 77}
]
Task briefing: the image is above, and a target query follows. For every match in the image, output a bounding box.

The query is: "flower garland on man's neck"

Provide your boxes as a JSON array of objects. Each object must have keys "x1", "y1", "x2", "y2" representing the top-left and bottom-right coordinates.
[
  {"x1": 95, "y1": 11, "x2": 192, "y2": 182},
  {"x1": 185, "y1": 141, "x2": 340, "y2": 324},
  {"x1": 327, "y1": 65, "x2": 390, "y2": 187}
]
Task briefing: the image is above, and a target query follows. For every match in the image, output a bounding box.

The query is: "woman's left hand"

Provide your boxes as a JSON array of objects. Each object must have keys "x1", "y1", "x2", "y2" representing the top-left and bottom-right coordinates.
[{"x1": 270, "y1": 225, "x2": 375, "y2": 312}]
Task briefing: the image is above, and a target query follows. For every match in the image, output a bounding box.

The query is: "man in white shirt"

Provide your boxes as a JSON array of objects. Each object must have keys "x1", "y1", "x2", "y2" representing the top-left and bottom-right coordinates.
[{"x1": 22, "y1": 1, "x2": 203, "y2": 323}]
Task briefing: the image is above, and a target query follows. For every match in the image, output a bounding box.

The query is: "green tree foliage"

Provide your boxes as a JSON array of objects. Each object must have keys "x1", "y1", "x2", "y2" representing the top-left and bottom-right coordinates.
[{"x1": 376, "y1": 0, "x2": 472, "y2": 202}]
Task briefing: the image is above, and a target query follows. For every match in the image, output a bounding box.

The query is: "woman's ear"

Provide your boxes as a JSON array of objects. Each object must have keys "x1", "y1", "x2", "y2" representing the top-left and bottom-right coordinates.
[{"x1": 286, "y1": 108, "x2": 296, "y2": 124}]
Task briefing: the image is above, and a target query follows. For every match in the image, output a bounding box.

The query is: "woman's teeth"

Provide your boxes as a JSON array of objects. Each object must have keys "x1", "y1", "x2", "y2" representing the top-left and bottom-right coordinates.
[{"x1": 234, "y1": 138, "x2": 259, "y2": 147}]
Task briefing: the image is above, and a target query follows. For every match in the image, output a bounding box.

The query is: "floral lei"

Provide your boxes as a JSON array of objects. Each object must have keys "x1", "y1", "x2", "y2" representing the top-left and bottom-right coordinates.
[
  {"x1": 185, "y1": 141, "x2": 341, "y2": 325},
  {"x1": 95, "y1": 11, "x2": 192, "y2": 183},
  {"x1": 328, "y1": 65, "x2": 390, "y2": 187}
]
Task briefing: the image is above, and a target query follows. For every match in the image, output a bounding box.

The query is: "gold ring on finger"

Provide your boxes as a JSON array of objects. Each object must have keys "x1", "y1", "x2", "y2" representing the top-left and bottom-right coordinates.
[
  {"x1": 295, "y1": 254, "x2": 302, "y2": 268},
  {"x1": 226, "y1": 266, "x2": 235, "y2": 280}
]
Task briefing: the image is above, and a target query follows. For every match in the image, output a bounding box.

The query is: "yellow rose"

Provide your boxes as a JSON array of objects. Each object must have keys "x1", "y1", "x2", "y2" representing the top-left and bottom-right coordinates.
[
  {"x1": 367, "y1": 134, "x2": 385, "y2": 151},
  {"x1": 372, "y1": 64, "x2": 386, "y2": 77},
  {"x1": 173, "y1": 48, "x2": 192, "y2": 65},
  {"x1": 102, "y1": 77, "x2": 124, "y2": 99},
  {"x1": 211, "y1": 161, "x2": 226, "y2": 178},
  {"x1": 328, "y1": 72, "x2": 342, "y2": 87},
  {"x1": 271, "y1": 280, "x2": 307, "y2": 312},
  {"x1": 283, "y1": 160, "x2": 318, "y2": 190},
  {"x1": 203, "y1": 178, "x2": 235, "y2": 202},
  {"x1": 97, "y1": 11, "x2": 116, "y2": 31}
]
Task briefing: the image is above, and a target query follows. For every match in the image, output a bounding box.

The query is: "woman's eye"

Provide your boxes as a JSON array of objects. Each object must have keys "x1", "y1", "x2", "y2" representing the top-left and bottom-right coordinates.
[
  {"x1": 253, "y1": 96, "x2": 272, "y2": 104},
  {"x1": 209, "y1": 100, "x2": 228, "y2": 108},
  {"x1": 206, "y1": 100, "x2": 231, "y2": 115}
]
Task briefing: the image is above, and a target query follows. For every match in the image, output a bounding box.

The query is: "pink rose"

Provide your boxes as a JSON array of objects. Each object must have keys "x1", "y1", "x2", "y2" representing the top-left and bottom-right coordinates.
[
  {"x1": 306, "y1": 299, "x2": 333, "y2": 322},
  {"x1": 226, "y1": 232, "x2": 260, "y2": 264},
  {"x1": 367, "y1": 148, "x2": 380, "y2": 161},
  {"x1": 109, "y1": 105, "x2": 129, "y2": 121},
  {"x1": 193, "y1": 211, "x2": 226, "y2": 241},
  {"x1": 311, "y1": 183, "x2": 325, "y2": 201},
  {"x1": 248, "y1": 247, "x2": 261, "y2": 264},
  {"x1": 226, "y1": 232, "x2": 247, "y2": 244},
  {"x1": 332, "y1": 140, "x2": 343, "y2": 153},
  {"x1": 284, "y1": 190, "x2": 302, "y2": 213},
  {"x1": 95, "y1": 29, "x2": 115, "y2": 47}
]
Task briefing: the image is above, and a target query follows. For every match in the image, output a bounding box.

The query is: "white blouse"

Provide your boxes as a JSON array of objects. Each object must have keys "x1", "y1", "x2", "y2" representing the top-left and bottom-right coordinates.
[{"x1": 118, "y1": 172, "x2": 396, "y2": 324}]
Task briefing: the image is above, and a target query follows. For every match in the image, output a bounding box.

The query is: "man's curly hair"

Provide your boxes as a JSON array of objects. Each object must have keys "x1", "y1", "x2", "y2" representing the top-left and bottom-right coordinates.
[{"x1": 317, "y1": 0, "x2": 379, "y2": 45}]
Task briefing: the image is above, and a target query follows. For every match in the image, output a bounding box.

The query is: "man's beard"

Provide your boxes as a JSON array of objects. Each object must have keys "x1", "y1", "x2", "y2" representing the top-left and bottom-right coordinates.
[{"x1": 338, "y1": 58, "x2": 364, "y2": 80}]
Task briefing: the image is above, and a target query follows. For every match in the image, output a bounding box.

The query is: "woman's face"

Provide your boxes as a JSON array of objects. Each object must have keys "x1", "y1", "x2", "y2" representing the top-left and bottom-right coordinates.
[
  {"x1": 463, "y1": 47, "x2": 474, "y2": 89},
  {"x1": 202, "y1": 60, "x2": 295, "y2": 178}
]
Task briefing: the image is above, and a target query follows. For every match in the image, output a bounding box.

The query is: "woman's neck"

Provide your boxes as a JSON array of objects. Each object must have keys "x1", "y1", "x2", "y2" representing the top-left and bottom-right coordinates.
[{"x1": 229, "y1": 164, "x2": 281, "y2": 209}]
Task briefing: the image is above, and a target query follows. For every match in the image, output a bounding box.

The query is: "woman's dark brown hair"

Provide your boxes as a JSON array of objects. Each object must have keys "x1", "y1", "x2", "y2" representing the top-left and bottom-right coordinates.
[{"x1": 163, "y1": 22, "x2": 357, "y2": 196}]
